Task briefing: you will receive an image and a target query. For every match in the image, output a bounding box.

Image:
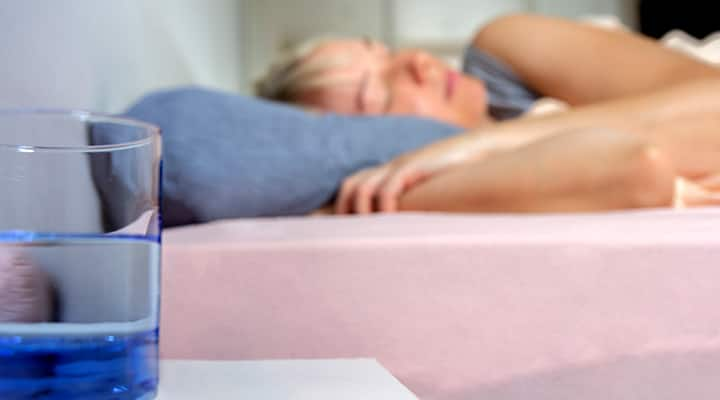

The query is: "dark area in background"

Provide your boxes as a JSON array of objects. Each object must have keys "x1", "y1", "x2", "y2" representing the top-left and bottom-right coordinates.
[{"x1": 639, "y1": 0, "x2": 720, "y2": 39}]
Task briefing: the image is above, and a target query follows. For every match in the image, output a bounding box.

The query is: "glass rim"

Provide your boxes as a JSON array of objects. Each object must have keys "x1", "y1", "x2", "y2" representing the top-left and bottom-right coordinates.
[{"x1": 0, "y1": 108, "x2": 160, "y2": 153}]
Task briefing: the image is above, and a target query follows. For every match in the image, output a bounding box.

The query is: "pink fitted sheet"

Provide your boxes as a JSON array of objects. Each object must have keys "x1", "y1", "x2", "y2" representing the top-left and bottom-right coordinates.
[{"x1": 161, "y1": 209, "x2": 720, "y2": 399}]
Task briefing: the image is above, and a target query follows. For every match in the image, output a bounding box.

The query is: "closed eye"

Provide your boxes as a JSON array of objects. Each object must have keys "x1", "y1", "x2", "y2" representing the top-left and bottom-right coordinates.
[
  {"x1": 356, "y1": 71, "x2": 369, "y2": 113},
  {"x1": 382, "y1": 86, "x2": 392, "y2": 113}
]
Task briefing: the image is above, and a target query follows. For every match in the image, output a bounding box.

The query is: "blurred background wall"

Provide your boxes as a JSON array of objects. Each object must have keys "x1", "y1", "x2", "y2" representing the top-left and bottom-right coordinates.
[{"x1": 0, "y1": 0, "x2": 243, "y2": 112}]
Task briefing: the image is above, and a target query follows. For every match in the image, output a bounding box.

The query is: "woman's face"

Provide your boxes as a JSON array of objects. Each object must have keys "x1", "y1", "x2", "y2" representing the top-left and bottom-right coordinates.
[{"x1": 295, "y1": 39, "x2": 490, "y2": 128}]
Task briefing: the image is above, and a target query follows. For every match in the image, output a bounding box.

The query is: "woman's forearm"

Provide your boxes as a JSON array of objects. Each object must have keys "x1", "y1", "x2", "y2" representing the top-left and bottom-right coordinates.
[
  {"x1": 399, "y1": 129, "x2": 676, "y2": 213},
  {"x1": 460, "y1": 78, "x2": 720, "y2": 178},
  {"x1": 331, "y1": 79, "x2": 720, "y2": 215}
]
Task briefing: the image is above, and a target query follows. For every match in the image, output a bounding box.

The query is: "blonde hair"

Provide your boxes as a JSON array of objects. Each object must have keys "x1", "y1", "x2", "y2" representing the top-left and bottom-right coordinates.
[{"x1": 254, "y1": 36, "x2": 359, "y2": 102}]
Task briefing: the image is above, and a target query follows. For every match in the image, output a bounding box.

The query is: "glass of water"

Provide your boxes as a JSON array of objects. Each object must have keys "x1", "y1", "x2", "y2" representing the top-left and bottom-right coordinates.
[{"x1": 0, "y1": 110, "x2": 161, "y2": 399}]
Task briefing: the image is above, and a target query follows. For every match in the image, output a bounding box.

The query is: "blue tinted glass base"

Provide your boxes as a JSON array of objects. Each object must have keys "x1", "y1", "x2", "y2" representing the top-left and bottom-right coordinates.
[{"x1": 0, "y1": 328, "x2": 158, "y2": 400}]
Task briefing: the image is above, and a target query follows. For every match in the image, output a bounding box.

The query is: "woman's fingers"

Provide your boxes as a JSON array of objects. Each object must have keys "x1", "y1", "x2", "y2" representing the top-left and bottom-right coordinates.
[
  {"x1": 377, "y1": 168, "x2": 428, "y2": 212},
  {"x1": 339, "y1": 166, "x2": 439, "y2": 214},
  {"x1": 335, "y1": 170, "x2": 368, "y2": 214},
  {"x1": 337, "y1": 161, "x2": 444, "y2": 215},
  {"x1": 335, "y1": 167, "x2": 389, "y2": 214},
  {"x1": 353, "y1": 170, "x2": 387, "y2": 214},
  {"x1": 697, "y1": 173, "x2": 720, "y2": 190},
  {"x1": 377, "y1": 173, "x2": 405, "y2": 213},
  {"x1": 676, "y1": 177, "x2": 720, "y2": 207}
]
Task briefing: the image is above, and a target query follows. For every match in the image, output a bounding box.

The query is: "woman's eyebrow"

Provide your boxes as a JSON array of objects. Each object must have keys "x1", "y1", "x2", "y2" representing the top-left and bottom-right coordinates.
[
  {"x1": 382, "y1": 86, "x2": 392, "y2": 113},
  {"x1": 362, "y1": 36, "x2": 373, "y2": 49}
]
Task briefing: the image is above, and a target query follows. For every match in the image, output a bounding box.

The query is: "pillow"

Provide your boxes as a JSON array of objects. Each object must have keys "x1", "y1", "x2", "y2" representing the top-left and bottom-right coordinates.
[{"x1": 123, "y1": 87, "x2": 462, "y2": 227}]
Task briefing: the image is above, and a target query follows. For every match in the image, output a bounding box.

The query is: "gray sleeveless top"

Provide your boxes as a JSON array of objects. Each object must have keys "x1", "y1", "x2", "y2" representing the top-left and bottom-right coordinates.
[{"x1": 462, "y1": 46, "x2": 540, "y2": 120}]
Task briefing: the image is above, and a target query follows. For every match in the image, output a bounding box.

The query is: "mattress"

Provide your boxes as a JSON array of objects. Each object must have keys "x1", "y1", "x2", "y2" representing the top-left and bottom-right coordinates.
[{"x1": 161, "y1": 208, "x2": 720, "y2": 400}]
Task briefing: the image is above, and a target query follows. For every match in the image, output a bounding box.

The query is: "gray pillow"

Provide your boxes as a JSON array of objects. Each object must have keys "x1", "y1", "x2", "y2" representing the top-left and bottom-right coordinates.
[{"x1": 123, "y1": 87, "x2": 462, "y2": 227}]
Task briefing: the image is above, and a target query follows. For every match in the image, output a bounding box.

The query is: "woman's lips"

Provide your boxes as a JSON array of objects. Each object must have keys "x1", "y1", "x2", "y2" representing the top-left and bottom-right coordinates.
[{"x1": 446, "y1": 70, "x2": 458, "y2": 100}]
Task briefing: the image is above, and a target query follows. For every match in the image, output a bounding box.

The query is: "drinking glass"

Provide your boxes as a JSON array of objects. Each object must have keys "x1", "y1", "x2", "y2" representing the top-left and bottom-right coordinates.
[{"x1": 0, "y1": 110, "x2": 161, "y2": 399}]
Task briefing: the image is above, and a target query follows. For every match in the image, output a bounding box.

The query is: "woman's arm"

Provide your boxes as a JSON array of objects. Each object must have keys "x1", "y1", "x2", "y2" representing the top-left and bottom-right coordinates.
[
  {"x1": 473, "y1": 13, "x2": 720, "y2": 105},
  {"x1": 334, "y1": 78, "x2": 720, "y2": 213},
  {"x1": 464, "y1": 78, "x2": 720, "y2": 178},
  {"x1": 398, "y1": 129, "x2": 676, "y2": 213}
]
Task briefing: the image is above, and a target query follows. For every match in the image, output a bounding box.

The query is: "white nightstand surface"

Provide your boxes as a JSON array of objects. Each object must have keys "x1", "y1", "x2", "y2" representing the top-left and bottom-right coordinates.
[{"x1": 156, "y1": 358, "x2": 419, "y2": 399}]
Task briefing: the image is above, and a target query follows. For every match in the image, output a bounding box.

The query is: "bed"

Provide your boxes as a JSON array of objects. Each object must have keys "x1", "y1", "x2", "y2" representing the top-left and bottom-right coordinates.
[{"x1": 161, "y1": 208, "x2": 720, "y2": 399}]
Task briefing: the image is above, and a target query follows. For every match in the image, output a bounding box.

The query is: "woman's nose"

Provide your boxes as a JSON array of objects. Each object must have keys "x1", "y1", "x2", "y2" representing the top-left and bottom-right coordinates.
[{"x1": 409, "y1": 52, "x2": 440, "y2": 84}]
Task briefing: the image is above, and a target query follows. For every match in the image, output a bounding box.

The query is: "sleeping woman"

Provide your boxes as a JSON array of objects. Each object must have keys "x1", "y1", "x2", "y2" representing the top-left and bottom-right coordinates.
[{"x1": 256, "y1": 13, "x2": 720, "y2": 214}]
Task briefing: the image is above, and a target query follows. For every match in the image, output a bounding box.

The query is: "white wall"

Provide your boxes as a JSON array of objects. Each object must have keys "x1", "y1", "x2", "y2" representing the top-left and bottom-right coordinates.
[
  {"x1": 0, "y1": 0, "x2": 244, "y2": 113},
  {"x1": 534, "y1": 0, "x2": 638, "y2": 26}
]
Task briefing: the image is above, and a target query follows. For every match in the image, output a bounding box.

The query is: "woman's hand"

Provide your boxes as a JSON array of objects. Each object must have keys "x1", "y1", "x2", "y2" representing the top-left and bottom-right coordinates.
[
  {"x1": 335, "y1": 133, "x2": 493, "y2": 214},
  {"x1": 676, "y1": 175, "x2": 720, "y2": 207}
]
